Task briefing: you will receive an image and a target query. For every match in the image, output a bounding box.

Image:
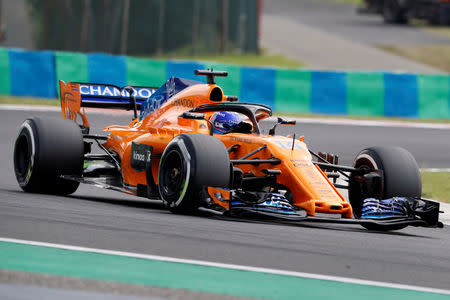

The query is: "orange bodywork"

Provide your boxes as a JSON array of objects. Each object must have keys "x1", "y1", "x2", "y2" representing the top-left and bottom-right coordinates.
[{"x1": 59, "y1": 80, "x2": 352, "y2": 218}]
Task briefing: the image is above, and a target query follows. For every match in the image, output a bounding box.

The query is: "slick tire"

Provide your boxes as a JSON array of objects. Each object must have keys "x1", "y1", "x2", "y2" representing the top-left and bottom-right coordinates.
[
  {"x1": 13, "y1": 117, "x2": 84, "y2": 195},
  {"x1": 349, "y1": 146, "x2": 421, "y2": 219},
  {"x1": 158, "y1": 133, "x2": 231, "y2": 213}
]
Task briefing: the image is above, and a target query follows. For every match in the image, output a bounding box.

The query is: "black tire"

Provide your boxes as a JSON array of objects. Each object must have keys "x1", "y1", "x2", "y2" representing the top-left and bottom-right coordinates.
[
  {"x1": 13, "y1": 117, "x2": 84, "y2": 195},
  {"x1": 349, "y1": 146, "x2": 421, "y2": 219},
  {"x1": 158, "y1": 133, "x2": 231, "y2": 213},
  {"x1": 383, "y1": 0, "x2": 408, "y2": 24}
]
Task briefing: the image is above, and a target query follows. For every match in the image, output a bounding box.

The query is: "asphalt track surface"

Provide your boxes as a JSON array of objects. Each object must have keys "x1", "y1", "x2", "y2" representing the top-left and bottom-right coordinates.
[
  {"x1": 263, "y1": 0, "x2": 450, "y2": 46},
  {"x1": 261, "y1": 0, "x2": 448, "y2": 72},
  {"x1": 0, "y1": 282, "x2": 164, "y2": 300},
  {"x1": 1, "y1": 109, "x2": 450, "y2": 295}
]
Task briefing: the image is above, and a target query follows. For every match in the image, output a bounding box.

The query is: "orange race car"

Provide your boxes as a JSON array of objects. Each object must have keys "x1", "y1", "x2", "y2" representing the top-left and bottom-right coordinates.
[{"x1": 13, "y1": 70, "x2": 442, "y2": 231}]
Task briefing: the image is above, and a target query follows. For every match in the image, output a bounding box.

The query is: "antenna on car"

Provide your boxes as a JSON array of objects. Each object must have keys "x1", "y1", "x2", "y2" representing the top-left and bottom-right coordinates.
[
  {"x1": 194, "y1": 69, "x2": 228, "y2": 84},
  {"x1": 123, "y1": 86, "x2": 138, "y2": 120}
]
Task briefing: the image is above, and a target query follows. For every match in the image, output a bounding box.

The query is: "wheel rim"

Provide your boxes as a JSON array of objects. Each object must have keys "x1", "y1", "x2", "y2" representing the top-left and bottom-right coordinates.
[
  {"x1": 350, "y1": 155, "x2": 382, "y2": 218},
  {"x1": 160, "y1": 150, "x2": 186, "y2": 198}
]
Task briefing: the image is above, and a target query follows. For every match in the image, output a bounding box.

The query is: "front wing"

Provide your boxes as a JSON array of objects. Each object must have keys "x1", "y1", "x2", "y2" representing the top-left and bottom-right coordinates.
[
  {"x1": 223, "y1": 197, "x2": 443, "y2": 231},
  {"x1": 61, "y1": 172, "x2": 443, "y2": 231}
]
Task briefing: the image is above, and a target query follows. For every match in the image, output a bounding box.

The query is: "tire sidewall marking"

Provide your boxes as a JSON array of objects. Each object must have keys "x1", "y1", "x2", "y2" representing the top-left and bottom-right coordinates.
[
  {"x1": 16, "y1": 121, "x2": 36, "y2": 187},
  {"x1": 354, "y1": 153, "x2": 379, "y2": 170},
  {"x1": 159, "y1": 136, "x2": 192, "y2": 208},
  {"x1": 173, "y1": 138, "x2": 191, "y2": 207}
]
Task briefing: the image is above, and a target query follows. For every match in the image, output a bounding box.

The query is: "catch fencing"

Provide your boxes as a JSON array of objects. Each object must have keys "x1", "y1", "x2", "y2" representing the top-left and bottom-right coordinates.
[
  {"x1": 0, "y1": 47, "x2": 449, "y2": 119},
  {"x1": 26, "y1": 0, "x2": 259, "y2": 55}
]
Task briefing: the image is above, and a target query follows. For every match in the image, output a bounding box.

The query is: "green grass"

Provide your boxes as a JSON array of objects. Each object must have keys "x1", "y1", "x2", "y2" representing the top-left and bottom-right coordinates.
[
  {"x1": 375, "y1": 20, "x2": 450, "y2": 73},
  {"x1": 376, "y1": 44, "x2": 450, "y2": 72},
  {"x1": 151, "y1": 53, "x2": 304, "y2": 69},
  {"x1": 422, "y1": 171, "x2": 450, "y2": 203},
  {"x1": 0, "y1": 95, "x2": 59, "y2": 106},
  {"x1": 410, "y1": 19, "x2": 450, "y2": 39},
  {"x1": 423, "y1": 26, "x2": 450, "y2": 39}
]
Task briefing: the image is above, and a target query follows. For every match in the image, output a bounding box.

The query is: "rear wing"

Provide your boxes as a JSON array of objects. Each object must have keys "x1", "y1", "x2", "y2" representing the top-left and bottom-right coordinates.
[{"x1": 59, "y1": 80, "x2": 158, "y2": 130}]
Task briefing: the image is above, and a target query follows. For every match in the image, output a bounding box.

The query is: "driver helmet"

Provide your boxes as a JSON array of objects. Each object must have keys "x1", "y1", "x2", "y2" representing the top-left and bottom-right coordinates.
[{"x1": 209, "y1": 111, "x2": 241, "y2": 134}]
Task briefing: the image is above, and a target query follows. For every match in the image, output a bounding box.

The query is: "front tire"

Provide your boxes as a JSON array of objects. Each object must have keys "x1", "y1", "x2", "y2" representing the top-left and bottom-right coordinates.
[
  {"x1": 13, "y1": 117, "x2": 84, "y2": 195},
  {"x1": 349, "y1": 146, "x2": 421, "y2": 218},
  {"x1": 158, "y1": 133, "x2": 231, "y2": 213}
]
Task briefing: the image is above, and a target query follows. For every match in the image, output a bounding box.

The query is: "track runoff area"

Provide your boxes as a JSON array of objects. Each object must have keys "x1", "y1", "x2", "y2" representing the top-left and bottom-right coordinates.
[
  {"x1": 1, "y1": 105, "x2": 450, "y2": 299},
  {"x1": 1, "y1": 237, "x2": 449, "y2": 299}
]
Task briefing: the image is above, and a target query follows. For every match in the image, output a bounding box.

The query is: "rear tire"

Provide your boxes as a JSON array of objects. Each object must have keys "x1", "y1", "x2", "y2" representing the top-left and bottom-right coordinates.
[
  {"x1": 13, "y1": 117, "x2": 84, "y2": 195},
  {"x1": 158, "y1": 133, "x2": 231, "y2": 213},
  {"x1": 349, "y1": 146, "x2": 421, "y2": 218}
]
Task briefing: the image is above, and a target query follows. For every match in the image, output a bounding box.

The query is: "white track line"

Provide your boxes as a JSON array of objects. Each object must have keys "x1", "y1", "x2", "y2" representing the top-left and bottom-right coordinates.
[
  {"x1": 0, "y1": 104, "x2": 60, "y2": 112},
  {"x1": 1, "y1": 237, "x2": 449, "y2": 295},
  {"x1": 3, "y1": 104, "x2": 450, "y2": 129},
  {"x1": 267, "y1": 116, "x2": 450, "y2": 129},
  {"x1": 421, "y1": 168, "x2": 450, "y2": 173}
]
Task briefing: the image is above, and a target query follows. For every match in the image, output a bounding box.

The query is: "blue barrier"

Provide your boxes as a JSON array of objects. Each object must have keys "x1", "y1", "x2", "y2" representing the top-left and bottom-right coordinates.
[
  {"x1": 9, "y1": 49, "x2": 55, "y2": 98},
  {"x1": 240, "y1": 67, "x2": 276, "y2": 108},
  {"x1": 1, "y1": 48, "x2": 449, "y2": 119},
  {"x1": 87, "y1": 53, "x2": 127, "y2": 87},
  {"x1": 384, "y1": 73, "x2": 418, "y2": 117},
  {"x1": 311, "y1": 71, "x2": 347, "y2": 115},
  {"x1": 166, "y1": 61, "x2": 205, "y2": 81}
]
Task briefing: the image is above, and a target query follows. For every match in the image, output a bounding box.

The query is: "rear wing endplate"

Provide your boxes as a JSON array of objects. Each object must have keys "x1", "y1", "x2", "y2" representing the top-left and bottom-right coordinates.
[{"x1": 59, "y1": 80, "x2": 158, "y2": 130}]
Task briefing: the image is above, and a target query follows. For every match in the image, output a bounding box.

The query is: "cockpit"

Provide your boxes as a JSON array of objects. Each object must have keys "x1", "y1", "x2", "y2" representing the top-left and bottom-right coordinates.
[{"x1": 187, "y1": 103, "x2": 272, "y2": 135}]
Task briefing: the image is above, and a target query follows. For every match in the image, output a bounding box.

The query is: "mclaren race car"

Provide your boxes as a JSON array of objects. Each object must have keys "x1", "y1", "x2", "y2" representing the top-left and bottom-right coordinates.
[{"x1": 13, "y1": 70, "x2": 442, "y2": 231}]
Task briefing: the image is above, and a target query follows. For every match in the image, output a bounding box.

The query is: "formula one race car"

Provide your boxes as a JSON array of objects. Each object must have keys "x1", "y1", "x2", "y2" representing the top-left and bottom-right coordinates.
[{"x1": 13, "y1": 70, "x2": 442, "y2": 231}]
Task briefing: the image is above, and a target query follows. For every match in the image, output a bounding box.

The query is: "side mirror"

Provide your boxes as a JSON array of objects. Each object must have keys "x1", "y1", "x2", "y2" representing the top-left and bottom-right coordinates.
[
  {"x1": 268, "y1": 117, "x2": 297, "y2": 136},
  {"x1": 279, "y1": 117, "x2": 296, "y2": 125},
  {"x1": 227, "y1": 96, "x2": 239, "y2": 102},
  {"x1": 179, "y1": 111, "x2": 214, "y2": 136},
  {"x1": 179, "y1": 112, "x2": 206, "y2": 120}
]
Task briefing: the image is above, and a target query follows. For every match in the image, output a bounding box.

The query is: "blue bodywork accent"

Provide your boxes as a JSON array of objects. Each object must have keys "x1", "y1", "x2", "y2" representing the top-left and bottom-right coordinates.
[
  {"x1": 231, "y1": 193, "x2": 298, "y2": 215},
  {"x1": 78, "y1": 83, "x2": 157, "y2": 109},
  {"x1": 140, "y1": 77, "x2": 201, "y2": 120},
  {"x1": 252, "y1": 207, "x2": 298, "y2": 215},
  {"x1": 361, "y1": 197, "x2": 410, "y2": 219},
  {"x1": 79, "y1": 84, "x2": 156, "y2": 101}
]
